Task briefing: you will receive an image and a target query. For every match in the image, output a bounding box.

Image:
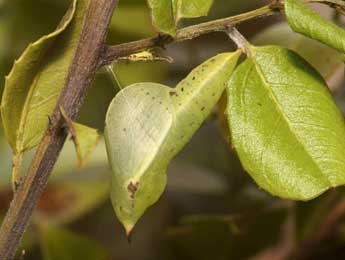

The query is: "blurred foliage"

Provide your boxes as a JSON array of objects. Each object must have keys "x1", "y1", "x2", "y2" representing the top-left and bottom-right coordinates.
[
  {"x1": 1, "y1": 0, "x2": 345, "y2": 259},
  {"x1": 39, "y1": 225, "x2": 108, "y2": 260}
]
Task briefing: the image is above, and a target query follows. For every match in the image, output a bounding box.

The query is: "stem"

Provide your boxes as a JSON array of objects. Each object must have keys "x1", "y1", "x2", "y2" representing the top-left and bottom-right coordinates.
[
  {"x1": 102, "y1": 2, "x2": 284, "y2": 65},
  {"x1": 226, "y1": 26, "x2": 251, "y2": 55},
  {"x1": 11, "y1": 153, "x2": 23, "y2": 192},
  {"x1": 106, "y1": 65, "x2": 123, "y2": 90},
  {"x1": 0, "y1": 0, "x2": 119, "y2": 259},
  {"x1": 101, "y1": 0, "x2": 345, "y2": 65},
  {"x1": 307, "y1": 0, "x2": 345, "y2": 8}
]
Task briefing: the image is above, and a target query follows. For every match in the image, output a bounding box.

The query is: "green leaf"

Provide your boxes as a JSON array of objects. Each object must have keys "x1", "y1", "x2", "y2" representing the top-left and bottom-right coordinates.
[
  {"x1": 147, "y1": 0, "x2": 214, "y2": 36},
  {"x1": 285, "y1": 0, "x2": 345, "y2": 53},
  {"x1": 252, "y1": 22, "x2": 345, "y2": 84},
  {"x1": 227, "y1": 45, "x2": 345, "y2": 200},
  {"x1": 61, "y1": 108, "x2": 100, "y2": 167},
  {"x1": 1, "y1": 0, "x2": 87, "y2": 156},
  {"x1": 40, "y1": 225, "x2": 108, "y2": 260},
  {"x1": 105, "y1": 51, "x2": 241, "y2": 234}
]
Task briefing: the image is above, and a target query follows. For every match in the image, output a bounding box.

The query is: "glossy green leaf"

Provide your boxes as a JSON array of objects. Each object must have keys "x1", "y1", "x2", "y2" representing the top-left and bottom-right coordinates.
[
  {"x1": 147, "y1": 0, "x2": 214, "y2": 36},
  {"x1": 227, "y1": 45, "x2": 345, "y2": 200},
  {"x1": 1, "y1": 0, "x2": 88, "y2": 156},
  {"x1": 40, "y1": 225, "x2": 108, "y2": 260},
  {"x1": 105, "y1": 51, "x2": 241, "y2": 234},
  {"x1": 285, "y1": 0, "x2": 345, "y2": 53},
  {"x1": 252, "y1": 22, "x2": 345, "y2": 84}
]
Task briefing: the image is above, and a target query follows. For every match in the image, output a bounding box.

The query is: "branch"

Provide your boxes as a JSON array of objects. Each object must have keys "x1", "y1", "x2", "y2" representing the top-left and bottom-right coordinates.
[
  {"x1": 226, "y1": 26, "x2": 251, "y2": 55},
  {"x1": 0, "y1": 1, "x2": 119, "y2": 259},
  {"x1": 307, "y1": 0, "x2": 345, "y2": 8},
  {"x1": 102, "y1": 2, "x2": 284, "y2": 65},
  {"x1": 101, "y1": 0, "x2": 345, "y2": 65}
]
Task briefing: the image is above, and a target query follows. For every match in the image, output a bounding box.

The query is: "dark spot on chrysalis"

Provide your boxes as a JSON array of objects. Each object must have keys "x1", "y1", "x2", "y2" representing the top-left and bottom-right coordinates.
[
  {"x1": 257, "y1": 102, "x2": 262, "y2": 106},
  {"x1": 180, "y1": 135, "x2": 184, "y2": 139},
  {"x1": 127, "y1": 181, "x2": 139, "y2": 199},
  {"x1": 201, "y1": 107, "x2": 205, "y2": 111},
  {"x1": 152, "y1": 97, "x2": 155, "y2": 100},
  {"x1": 123, "y1": 128, "x2": 127, "y2": 132},
  {"x1": 159, "y1": 101, "x2": 162, "y2": 105},
  {"x1": 212, "y1": 92, "x2": 216, "y2": 96},
  {"x1": 146, "y1": 92, "x2": 150, "y2": 95},
  {"x1": 169, "y1": 91, "x2": 177, "y2": 97},
  {"x1": 181, "y1": 88, "x2": 184, "y2": 92},
  {"x1": 192, "y1": 76, "x2": 196, "y2": 80}
]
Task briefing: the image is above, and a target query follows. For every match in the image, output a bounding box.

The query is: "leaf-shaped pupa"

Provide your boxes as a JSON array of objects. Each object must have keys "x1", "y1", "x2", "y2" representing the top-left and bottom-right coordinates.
[{"x1": 105, "y1": 51, "x2": 241, "y2": 234}]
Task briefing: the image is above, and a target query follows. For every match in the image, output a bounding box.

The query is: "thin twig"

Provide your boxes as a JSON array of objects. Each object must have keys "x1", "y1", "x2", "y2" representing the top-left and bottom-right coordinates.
[
  {"x1": 307, "y1": 0, "x2": 345, "y2": 8},
  {"x1": 101, "y1": 2, "x2": 284, "y2": 65},
  {"x1": 226, "y1": 26, "x2": 251, "y2": 55},
  {"x1": 101, "y1": 0, "x2": 345, "y2": 65}
]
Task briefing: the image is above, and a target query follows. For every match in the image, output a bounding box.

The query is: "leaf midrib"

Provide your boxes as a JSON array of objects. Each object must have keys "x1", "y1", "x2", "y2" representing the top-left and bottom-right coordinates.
[
  {"x1": 251, "y1": 57, "x2": 331, "y2": 186},
  {"x1": 14, "y1": 0, "x2": 78, "y2": 153}
]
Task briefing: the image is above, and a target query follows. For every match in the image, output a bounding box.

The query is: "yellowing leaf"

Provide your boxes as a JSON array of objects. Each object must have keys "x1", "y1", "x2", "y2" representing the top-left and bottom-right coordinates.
[
  {"x1": 105, "y1": 51, "x2": 241, "y2": 234},
  {"x1": 1, "y1": 0, "x2": 89, "y2": 164},
  {"x1": 147, "y1": 0, "x2": 214, "y2": 36},
  {"x1": 285, "y1": 0, "x2": 345, "y2": 53},
  {"x1": 61, "y1": 107, "x2": 100, "y2": 167},
  {"x1": 71, "y1": 123, "x2": 100, "y2": 167},
  {"x1": 227, "y1": 45, "x2": 345, "y2": 200}
]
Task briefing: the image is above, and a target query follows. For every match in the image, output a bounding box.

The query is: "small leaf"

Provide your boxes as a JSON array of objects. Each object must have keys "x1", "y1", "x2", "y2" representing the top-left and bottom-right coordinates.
[
  {"x1": 1, "y1": 0, "x2": 88, "y2": 158},
  {"x1": 39, "y1": 225, "x2": 108, "y2": 260},
  {"x1": 105, "y1": 51, "x2": 241, "y2": 234},
  {"x1": 147, "y1": 0, "x2": 214, "y2": 36},
  {"x1": 71, "y1": 123, "x2": 100, "y2": 167},
  {"x1": 227, "y1": 45, "x2": 345, "y2": 200},
  {"x1": 61, "y1": 108, "x2": 100, "y2": 167},
  {"x1": 285, "y1": 0, "x2": 345, "y2": 53}
]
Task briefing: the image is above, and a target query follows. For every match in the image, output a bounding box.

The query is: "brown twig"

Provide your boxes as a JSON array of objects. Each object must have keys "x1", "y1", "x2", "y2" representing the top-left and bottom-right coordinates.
[
  {"x1": 101, "y1": 2, "x2": 284, "y2": 65},
  {"x1": 0, "y1": 0, "x2": 119, "y2": 259}
]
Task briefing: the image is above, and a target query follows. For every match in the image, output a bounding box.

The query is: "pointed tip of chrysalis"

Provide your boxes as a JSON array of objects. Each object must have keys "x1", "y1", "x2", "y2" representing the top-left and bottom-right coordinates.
[{"x1": 125, "y1": 225, "x2": 134, "y2": 244}]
